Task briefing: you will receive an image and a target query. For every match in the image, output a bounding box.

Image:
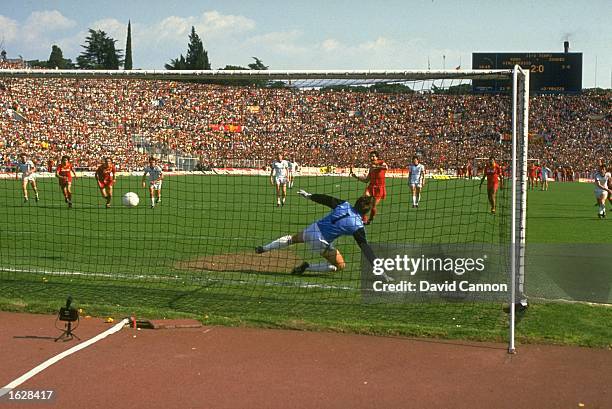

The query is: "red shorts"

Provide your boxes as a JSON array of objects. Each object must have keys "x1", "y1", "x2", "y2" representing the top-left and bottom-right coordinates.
[
  {"x1": 59, "y1": 177, "x2": 72, "y2": 187},
  {"x1": 366, "y1": 184, "x2": 386, "y2": 200},
  {"x1": 97, "y1": 180, "x2": 114, "y2": 189},
  {"x1": 488, "y1": 183, "x2": 499, "y2": 193}
]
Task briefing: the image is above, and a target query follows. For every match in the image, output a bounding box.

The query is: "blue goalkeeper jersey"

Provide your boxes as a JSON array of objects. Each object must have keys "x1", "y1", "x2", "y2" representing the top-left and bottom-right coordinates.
[{"x1": 316, "y1": 202, "x2": 364, "y2": 243}]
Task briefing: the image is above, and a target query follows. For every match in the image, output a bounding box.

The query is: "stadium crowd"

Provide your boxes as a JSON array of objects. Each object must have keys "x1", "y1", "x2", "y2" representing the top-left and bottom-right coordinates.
[{"x1": 0, "y1": 77, "x2": 609, "y2": 173}]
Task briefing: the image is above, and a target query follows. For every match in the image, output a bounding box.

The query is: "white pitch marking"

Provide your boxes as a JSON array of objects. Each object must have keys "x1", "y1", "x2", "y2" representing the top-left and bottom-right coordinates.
[{"x1": 0, "y1": 318, "x2": 129, "y2": 398}]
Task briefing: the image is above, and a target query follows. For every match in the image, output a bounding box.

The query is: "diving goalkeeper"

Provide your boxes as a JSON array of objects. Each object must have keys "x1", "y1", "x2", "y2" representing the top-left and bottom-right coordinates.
[{"x1": 256, "y1": 190, "x2": 389, "y2": 279}]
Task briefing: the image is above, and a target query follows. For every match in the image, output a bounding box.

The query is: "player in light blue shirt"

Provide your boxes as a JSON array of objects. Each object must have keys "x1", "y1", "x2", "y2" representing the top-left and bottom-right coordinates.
[
  {"x1": 540, "y1": 163, "x2": 552, "y2": 191},
  {"x1": 256, "y1": 190, "x2": 379, "y2": 275}
]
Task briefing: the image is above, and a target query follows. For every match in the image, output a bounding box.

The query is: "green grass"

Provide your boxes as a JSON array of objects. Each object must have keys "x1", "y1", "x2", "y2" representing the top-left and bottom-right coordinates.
[{"x1": 0, "y1": 175, "x2": 610, "y2": 347}]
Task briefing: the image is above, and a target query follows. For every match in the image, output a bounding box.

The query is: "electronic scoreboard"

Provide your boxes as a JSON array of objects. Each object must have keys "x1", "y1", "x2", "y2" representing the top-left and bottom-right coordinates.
[{"x1": 472, "y1": 52, "x2": 582, "y2": 93}]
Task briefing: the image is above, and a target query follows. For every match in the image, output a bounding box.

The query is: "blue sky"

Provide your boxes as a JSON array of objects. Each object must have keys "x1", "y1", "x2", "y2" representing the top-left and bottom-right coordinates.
[{"x1": 1, "y1": 0, "x2": 610, "y2": 87}]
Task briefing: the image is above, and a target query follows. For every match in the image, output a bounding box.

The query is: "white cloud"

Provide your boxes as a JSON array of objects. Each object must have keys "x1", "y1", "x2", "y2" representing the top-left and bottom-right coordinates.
[
  {"x1": 246, "y1": 30, "x2": 307, "y2": 54},
  {"x1": 91, "y1": 18, "x2": 127, "y2": 42},
  {"x1": 22, "y1": 10, "x2": 76, "y2": 43},
  {"x1": 25, "y1": 10, "x2": 76, "y2": 31},
  {"x1": 0, "y1": 15, "x2": 19, "y2": 42},
  {"x1": 321, "y1": 39, "x2": 340, "y2": 52},
  {"x1": 358, "y1": 36, "x2": 393, "y2": 51},
  {"x1": 200, "y1": 11, "x2": 255, "y2": 35},
  {"x1": 153, "y1": 11, "x2": 255, "y2": 44}
]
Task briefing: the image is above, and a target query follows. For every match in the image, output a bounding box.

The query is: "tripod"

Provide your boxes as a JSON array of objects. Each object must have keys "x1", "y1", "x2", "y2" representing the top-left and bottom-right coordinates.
[{"x1": 55, "y1": 320, "x2": 81, "y2": 342}]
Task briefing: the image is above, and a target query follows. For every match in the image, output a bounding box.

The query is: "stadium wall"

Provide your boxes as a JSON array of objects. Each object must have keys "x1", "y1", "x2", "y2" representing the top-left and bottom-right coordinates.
[{"x1": 0, "y1": 168, "x2": 597, "y2": 182}]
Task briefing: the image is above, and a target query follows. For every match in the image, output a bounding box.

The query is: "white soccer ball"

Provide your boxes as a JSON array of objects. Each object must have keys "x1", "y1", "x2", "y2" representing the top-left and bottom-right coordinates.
[{"x1": 122, "y1": 192, "x2": 140, "y2": 208}]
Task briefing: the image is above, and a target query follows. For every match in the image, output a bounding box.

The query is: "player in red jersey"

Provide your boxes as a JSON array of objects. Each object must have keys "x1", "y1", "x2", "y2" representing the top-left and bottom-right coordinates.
[
  {"x1": 479, "y1": 157, "x2": 503, "y2": 214},
  {"x1": 95, "y1": 157, "x2": 117, "y2": 208},
  {"x1": 528, "y1": 163, "x2": 537, "y2": 190},
  {"x1": 55, "y1": 155, "x2": 77, "y2": 208},
  {"x1": 350, "y1": 151, "x2": 388, "y2": 224}
]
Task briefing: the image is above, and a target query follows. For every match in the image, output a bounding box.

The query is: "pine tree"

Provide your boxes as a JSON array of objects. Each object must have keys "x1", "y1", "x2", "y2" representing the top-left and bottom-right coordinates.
[
  {"x1": 124, "y1": 20, "x2": 133, "y2": 70},
  {"x1": 77, "y1": 29, "x2": 123, "y2": 69},
  {"x1": 185, "y1": 26, "x2": 210, "y2": 69},
  {"x1": 167, "y1": 26, "x2": 210, "y2": 70},
  {"x1": 248, "y1": 57, "x2": 268, "y2": 70},
  {"x1": 48, "y1": 45, "x2": 65, "y2": 69}
]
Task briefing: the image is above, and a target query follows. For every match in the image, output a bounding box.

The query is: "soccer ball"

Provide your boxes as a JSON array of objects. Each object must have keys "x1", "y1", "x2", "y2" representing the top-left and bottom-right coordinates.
[{"x1": 122, "y1": 192, "x2": 139, "y2": 208}]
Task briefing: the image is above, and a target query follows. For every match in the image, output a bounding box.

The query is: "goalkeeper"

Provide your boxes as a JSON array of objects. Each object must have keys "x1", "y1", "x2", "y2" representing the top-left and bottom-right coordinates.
[{"x1": 256, "y1": 190, "x2": 387, "y2": 277}]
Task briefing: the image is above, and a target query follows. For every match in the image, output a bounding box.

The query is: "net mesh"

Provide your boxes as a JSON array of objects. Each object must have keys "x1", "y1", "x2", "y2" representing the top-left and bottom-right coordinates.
[{"x1": 0, "y1": 74, "x2": 515, "y2": 337}]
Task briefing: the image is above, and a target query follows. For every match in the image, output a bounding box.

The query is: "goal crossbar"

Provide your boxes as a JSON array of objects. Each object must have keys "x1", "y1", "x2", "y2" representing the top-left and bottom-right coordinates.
[{"x1": 0, "y1": 69, "x2": 513, "y2": 81}]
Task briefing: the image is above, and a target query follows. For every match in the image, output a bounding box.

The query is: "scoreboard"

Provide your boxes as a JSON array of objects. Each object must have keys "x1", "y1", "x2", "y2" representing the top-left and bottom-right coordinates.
[{"x1": 472, "y1": 52, "x2": 582, "y2": 94}]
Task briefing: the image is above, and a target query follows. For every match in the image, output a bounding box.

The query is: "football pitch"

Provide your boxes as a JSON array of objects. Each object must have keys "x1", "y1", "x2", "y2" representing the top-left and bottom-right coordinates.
[{"x1": 0, "y1": 175, "x2": 610, "y2": 347}]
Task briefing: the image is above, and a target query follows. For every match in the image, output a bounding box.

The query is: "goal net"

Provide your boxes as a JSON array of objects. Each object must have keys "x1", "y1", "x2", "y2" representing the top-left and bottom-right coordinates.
[{"x1": 0, "y1": 68, "x2": 528, "y2": 349}]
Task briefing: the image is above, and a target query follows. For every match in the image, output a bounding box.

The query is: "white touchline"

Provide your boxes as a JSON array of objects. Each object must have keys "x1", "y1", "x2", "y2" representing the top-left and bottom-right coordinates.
[
  {"x1": 0, "y1": 267, "x2": 355, "y2": 291},
  {"x1": 0, "y1": 318, "x2": 129, "y2": 398}
]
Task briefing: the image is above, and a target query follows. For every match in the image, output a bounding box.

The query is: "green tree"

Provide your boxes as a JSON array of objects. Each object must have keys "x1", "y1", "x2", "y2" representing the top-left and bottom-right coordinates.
[
  {"x1": 247, "y1": 57, "x2": 268, "y2": 70},
  {"x1": 77, "y1": 29, "x2": 123, "y2": 69},
  {"x1": 48, "y1": 45, "x2": 65, "y2": 68},
  {"x1": 124, "y1": 20, "x2": 133, "y2": 70},
  {"x1": 167, "y1": 26, "x2": 210, "y2": 70},
  {"x1": 221, "y1": 65, "x2": 248, "y2": 70},
  {"x1": 25, "y1": 59, "x2": 48, "y2": 68},
  {"x1": 185, "y1": 26, "x2": 210, "y2": 69},
  {"x1": 165, "y1": 54, "x2": 187, "y2": 70}
]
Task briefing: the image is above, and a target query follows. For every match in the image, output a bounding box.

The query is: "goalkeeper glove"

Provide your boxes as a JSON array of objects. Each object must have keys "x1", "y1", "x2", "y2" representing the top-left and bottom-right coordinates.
[{"x1": 298, "y1": 189, "x2": 312, "y2": 199}]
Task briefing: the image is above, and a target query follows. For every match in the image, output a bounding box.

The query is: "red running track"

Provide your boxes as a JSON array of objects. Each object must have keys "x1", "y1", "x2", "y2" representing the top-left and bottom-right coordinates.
[{"x1": 0, "y1": 312, "x2": 610, "y2": 409}]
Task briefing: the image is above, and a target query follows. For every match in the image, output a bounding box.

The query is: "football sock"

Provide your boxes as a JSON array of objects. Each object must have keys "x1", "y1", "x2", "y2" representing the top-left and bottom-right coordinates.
[
  {"x1": 306, "y1": 263, "x2": 337, "y2": 272},
  {"x1": 369, "y1": 207, "x2": 377, "y2": 221},
  {"x1": 263, "y1": 235, "x2": 292, "y2": 251},
  {"x1": 412, "y1": 195, "x2": 417, "y2": 206}
]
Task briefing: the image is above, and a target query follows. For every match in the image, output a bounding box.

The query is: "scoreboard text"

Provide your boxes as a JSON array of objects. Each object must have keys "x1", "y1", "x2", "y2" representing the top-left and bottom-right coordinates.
[{"x1": 472, "y1": 52, "x2": 582, "y2": 93}]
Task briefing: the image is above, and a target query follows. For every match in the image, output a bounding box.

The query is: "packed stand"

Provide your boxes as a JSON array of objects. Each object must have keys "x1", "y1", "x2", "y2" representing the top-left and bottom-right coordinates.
[{"x1": 0, "y1": 77, "x2": 609, "y2": 173}]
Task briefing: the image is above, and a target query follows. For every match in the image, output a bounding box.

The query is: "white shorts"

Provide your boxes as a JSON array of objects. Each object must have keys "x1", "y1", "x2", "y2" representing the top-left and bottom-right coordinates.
[
  {"x1": 22, "y1": 175, "x2": 36, "y2": 183},
  {"x1": 275, "y1": 177, "x2": 287, "y2": 185},
  {"x1": 302, "y1": 223, "x2": 335, "y2": 255},
  {"x1": 149, "y1": 181, "x2": 162, "y2": 190},
  {"x1": 409, "y1": 181, "x2": 422, "y2": 188},
  {"x1": 595, "y1": 189, "x2": 608, "y2": 200}
]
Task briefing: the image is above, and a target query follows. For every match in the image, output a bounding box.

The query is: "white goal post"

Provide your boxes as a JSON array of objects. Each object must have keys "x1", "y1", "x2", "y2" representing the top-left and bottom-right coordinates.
[
  {"x1": 0, "y1": 67, "x2": 529, "y2": 352},
  {"x1": 510, "y1": 65, "x2": 530, "y2": 353}
]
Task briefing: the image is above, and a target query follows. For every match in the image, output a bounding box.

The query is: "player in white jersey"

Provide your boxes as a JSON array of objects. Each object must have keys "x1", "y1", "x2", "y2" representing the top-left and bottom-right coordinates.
[
  {"x1": 270, "y1": 153, "x2": 289, "y2": 207},
  {"x1": 594, "y1": 163, "x2": 612, "y2": 219},
  {"x1": 408, "y1": 156, "x2": 425, "y2": 208},
  {"x1": 142, "y1": 157, "x2": 164, "y2": 208},
  {"x1": 609, "y1": 163, "x2": 612, "y2": 209},
  {"x1": 540, "y1": 163, "x2": 552, "y2": 191},
  {"x1": 15, "y1": 153, "x2": 39, "y2": 203},
  {"x1": 287, "y1": 159, "x2": 299, "y2": 189}
]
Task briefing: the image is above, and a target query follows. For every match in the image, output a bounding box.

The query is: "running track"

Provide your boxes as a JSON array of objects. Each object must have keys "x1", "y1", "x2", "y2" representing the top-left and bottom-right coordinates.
[{"x1": 0, "y1": 312, "x2": 610, "y2": 409}]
